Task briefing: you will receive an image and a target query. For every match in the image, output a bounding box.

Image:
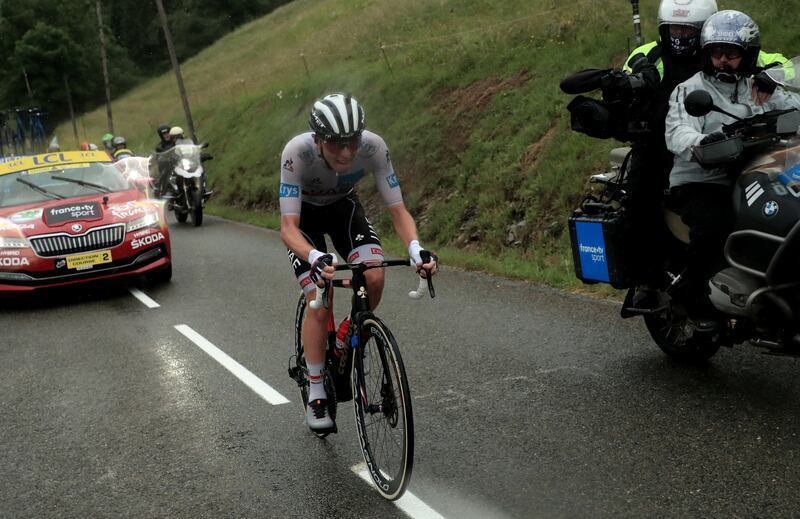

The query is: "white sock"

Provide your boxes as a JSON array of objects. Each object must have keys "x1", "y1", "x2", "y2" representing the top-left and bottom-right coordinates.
[{"x1": 307, "y1": 361, "x2": 326, "y2": 401}]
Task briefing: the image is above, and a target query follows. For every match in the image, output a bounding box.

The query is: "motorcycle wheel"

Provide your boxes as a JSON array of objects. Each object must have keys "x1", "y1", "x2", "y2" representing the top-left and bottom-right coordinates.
[
  {"x1": 190, "y1": 189, "x2": 203, "y2": 227},
  {"x1": 175, "y1": 210, "x2": 188, "y2": 223},
  {"x1": 643, "y1": 297, "x2": 721, "y2": 363}
]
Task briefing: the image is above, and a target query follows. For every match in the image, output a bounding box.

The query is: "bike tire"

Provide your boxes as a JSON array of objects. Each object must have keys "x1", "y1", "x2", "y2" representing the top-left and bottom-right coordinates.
[
  {"x1": 352, "y1": 316, "x2": 414, "y2": 500},
  {"x1": 190, "y1": 189, "x2": 203, "y2": 226},
  {"x1": 175, "y1": 210, "x2": 188, "y2": 223},
  {"x1": 293, "y1": 293, "x2": 337, "y2": 438}
]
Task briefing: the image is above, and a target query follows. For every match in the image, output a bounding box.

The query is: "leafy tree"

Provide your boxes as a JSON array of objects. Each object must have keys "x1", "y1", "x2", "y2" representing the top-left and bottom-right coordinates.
[{"x1": 0, "y1": 0, "x2": 291, "y2": 120}]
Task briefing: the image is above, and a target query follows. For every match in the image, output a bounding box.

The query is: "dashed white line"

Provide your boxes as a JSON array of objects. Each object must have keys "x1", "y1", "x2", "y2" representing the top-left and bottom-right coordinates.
[
  {"x1": 129, "y1": 287, "x2": 160, "y2": 308},
  {"x1": 174, "y1": 324, "x2": 290, "y2": 405},
  {"x1": 353, "y1": 464, "x2": 446, "y2": 519}
]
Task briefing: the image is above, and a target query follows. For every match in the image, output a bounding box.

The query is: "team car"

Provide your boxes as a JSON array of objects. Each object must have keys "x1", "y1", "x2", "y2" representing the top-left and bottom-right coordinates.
[{"x1": 0, "y1": 151, "x2": 171, "y2": 294}]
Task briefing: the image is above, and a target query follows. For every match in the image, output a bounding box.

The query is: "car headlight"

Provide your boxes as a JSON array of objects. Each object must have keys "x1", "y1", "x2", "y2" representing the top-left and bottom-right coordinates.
[
  {"x1": 0, "y1": 236, "x2": 29, "y2": 248},
  {"x1": 127, "y1": 211, "x2": 160, "y2": 232}
]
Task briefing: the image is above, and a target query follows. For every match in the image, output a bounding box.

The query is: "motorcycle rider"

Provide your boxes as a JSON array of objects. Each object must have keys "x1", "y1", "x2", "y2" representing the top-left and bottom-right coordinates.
[
  {"x1": 665, "y1": 10, "x2": 800, "y2": 333},
  {"x1": 155, "y1": 124, "x2": 173, "y2": 153},
  {"x1": 617, "y1": 0, "x2": 786, "y2": 306},
  {"x1": 154, "y1": 127, "x2": 186, "y2": 196},
  {"x1": 111, "y1": 136, "x2": 134, "y2": 161},
  {"x1": 169, "y1": 126, "x2": 186, "y2": 142},
  {"x1": 279, "y1": 93, "x2": 437, "y2": 432},
  {"x1": 101, "y1": 133, "x2": 114, "y2": 153}
]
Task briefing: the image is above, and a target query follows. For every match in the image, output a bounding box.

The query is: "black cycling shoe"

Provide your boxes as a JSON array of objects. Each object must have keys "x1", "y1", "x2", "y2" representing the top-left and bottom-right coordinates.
[{"x1": 306, "y1": 399, "x2": 336, "y2": 432}]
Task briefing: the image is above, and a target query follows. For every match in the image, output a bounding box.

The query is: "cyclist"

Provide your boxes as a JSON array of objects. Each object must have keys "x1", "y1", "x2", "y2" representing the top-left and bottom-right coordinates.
[
  {"x1": 111, "y1": 136, "x2": 134, "y2": 161},
  {"x1": 279, "y1": 93, "x2": 438, "y2": 432},
  {"x1": 101, "y1": 133, "x2": 114, "y2": 153},
  {"x1": 665, "y1": 10, "x2": 800, "y2": 333},
  {"x1": 155, "y1": 124, "x2": 173, "y2": 153},
  {"x1": 617, "y1": 0, "x2": 785, "y2": 305}
]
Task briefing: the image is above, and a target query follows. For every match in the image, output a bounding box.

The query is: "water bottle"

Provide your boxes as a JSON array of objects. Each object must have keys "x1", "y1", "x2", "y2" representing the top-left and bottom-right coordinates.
[{"x1": 334, "y1": 317, "x2": 350, "y2": 359}]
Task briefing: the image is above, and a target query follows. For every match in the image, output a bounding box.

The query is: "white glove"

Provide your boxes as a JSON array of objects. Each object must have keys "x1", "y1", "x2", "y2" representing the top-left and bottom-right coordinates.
[
  {"x1": 408, "y1": 240, "x2": 423, "y2": 266},
  {"x1": 307, "y1": 249, "x2": 338, "y2": 284},
  {"x1": 307, "y1": 249, "x2": 338, "y2": 266}
]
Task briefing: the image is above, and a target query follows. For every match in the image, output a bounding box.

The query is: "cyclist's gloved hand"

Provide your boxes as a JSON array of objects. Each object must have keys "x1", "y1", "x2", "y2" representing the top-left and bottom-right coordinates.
[
  {"x1": 699, "y1": 132, "x2": 727, "y2": 145},
  {"x1": 308, "y1": 249, "x2": 337, "y2": 286},
  {"x1": 409, "y1": 240, "x2": 438, "y2": 277}
]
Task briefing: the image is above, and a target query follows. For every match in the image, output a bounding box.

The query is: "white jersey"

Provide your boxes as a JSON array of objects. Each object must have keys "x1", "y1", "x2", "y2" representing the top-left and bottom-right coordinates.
[{"x1": 279, "y1": 131, "x2": 403, "y2": 216}]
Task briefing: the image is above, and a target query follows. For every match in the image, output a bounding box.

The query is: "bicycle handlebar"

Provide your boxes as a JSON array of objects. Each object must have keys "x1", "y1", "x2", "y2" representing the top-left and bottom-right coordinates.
[{"x1": 308, "y1": 257, "x2": 436, "y2": 310}]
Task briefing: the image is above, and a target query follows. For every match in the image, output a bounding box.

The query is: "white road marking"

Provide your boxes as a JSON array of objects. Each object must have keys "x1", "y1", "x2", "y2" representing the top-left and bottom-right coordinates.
[
  {"x1": 352, "y1": 464, "x2": 446, "y2": 519},
  {"x1": 175, "y1": 324, "x2": 290, "y2": 405},
  {"x1": 129, "y1": 287, "x2": 160, "y2": 308}
]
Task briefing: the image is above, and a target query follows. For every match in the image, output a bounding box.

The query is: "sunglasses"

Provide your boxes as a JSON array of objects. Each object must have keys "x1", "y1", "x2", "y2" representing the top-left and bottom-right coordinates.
[
  {"x1": 709, "y1": 45, "x2": 743, "y2": 60},
  {"x1": 322, "y1": 136, "x2": 361, "y2": 151}
]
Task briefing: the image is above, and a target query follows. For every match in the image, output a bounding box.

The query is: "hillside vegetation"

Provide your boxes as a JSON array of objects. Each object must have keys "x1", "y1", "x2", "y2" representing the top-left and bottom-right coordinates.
[{"x1": 56, "y1": 0, "x2": 799, "y2": 292}]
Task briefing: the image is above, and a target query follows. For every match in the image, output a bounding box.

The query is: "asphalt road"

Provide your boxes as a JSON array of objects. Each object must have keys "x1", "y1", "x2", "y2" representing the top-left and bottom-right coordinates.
[{"x1": 3, "y1": 215, "x2": 800, "y2": 519}]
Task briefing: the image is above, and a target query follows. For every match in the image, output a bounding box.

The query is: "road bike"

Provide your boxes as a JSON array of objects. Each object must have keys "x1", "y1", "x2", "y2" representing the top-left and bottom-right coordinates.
[{"x1": 288, "y1": 254, "x2": 435, "y2": 500}]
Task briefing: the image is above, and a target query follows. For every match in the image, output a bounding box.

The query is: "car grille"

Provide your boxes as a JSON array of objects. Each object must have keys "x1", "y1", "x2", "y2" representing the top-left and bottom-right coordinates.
[{"x1": 29, "y1": 224, "x2": 126, "y2": 257}]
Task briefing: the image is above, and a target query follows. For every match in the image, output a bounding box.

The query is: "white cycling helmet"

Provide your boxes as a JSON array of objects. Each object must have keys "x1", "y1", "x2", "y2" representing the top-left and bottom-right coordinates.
[
  {"x1": 169, "y1": 126, "x2": 184, "y2": 137},
  {"x1": 658, "y1": 0, "x2": 718, "y2": 57},
  {"x1": 308, "y1": 93, "x2": 365, "y2": 140}
]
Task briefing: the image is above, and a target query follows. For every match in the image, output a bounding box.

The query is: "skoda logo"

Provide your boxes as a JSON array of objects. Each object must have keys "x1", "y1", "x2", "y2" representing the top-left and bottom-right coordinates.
[
  {"x1": 71, "y1": 224, "x2": 83, "y2": 233},
  {"x1": 763, "y1": 201, "x2": 779, "y2": 218}
]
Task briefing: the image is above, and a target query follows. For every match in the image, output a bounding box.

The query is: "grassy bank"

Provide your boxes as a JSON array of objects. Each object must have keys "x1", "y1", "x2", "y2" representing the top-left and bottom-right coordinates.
[{"x1": 57, "y1": 0, "x2": 795, "y2": 297}]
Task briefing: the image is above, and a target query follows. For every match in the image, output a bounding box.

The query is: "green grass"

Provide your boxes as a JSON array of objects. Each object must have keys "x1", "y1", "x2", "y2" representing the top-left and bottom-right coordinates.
[{"x1": 56, "y1": 0, "x2": 795, "y2": 300}]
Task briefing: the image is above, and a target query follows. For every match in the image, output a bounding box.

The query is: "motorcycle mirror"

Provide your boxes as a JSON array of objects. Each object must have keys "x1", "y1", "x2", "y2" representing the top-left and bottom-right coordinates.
[
  {"x1": 684, "y1": 89, "x2": 746, "y2": 122},
  {"x1": 201, "y1": 142, "x2": 209, "y2": 148},
  {"x1": 684, "y1": 90, "x2": 715, "y2": 117}
]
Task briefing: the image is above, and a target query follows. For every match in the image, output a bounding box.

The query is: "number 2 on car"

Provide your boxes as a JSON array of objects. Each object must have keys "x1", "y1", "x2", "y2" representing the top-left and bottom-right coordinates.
[{"x1": 66, "y1": 250, "x2": 113, "y2": 269}]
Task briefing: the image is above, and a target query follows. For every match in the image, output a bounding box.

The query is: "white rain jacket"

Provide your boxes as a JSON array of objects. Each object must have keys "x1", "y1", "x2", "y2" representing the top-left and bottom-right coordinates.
[{"x1": 665, "y1": 71, "x2": 800, "y2": 188}]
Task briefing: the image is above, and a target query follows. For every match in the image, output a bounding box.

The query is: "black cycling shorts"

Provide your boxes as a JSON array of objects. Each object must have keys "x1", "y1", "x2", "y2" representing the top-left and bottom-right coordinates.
[{"x1": 288, "y1": 193, "x2": 384, "y2": 294}]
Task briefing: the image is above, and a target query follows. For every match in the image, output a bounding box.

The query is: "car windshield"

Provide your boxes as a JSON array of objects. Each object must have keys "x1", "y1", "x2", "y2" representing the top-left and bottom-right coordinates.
[{"x1": 0, "y1": 162, "x2": 131, "y2": 209}]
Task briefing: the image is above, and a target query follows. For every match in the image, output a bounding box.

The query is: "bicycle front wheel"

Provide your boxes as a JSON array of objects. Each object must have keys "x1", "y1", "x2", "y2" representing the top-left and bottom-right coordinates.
[{"x1": 352, "y1": 316, "x2": 414, "y2": 500}]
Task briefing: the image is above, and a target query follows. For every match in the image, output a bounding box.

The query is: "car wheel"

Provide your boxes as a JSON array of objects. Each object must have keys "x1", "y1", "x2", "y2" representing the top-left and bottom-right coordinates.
[{"x1": 146, "y1": 264, "x2": 172, "y2": 284}]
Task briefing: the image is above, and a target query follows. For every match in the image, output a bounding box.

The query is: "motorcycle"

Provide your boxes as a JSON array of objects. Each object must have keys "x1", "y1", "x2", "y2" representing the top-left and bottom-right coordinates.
[
  {"x1": 567, "y1": 60, "x2": 800, "y2": 363},
  {"x1": 153, "y1": 139, "x2": 213, "y2": 226}
]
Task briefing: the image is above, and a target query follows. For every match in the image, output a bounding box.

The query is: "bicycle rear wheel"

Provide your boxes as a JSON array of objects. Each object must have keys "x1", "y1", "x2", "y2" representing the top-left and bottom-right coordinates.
[
  {"x1": 291, "y1": 293, "x2": 337, "y2": 438},
  {"x1": 352, "y1": 316, "x2": 414, "y2": 500}
]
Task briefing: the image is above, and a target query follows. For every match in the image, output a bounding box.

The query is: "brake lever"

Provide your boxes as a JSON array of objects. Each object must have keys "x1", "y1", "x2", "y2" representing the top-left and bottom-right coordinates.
[
  {"x1": 308, "y1": 255, "x2": 334, "y2": 310},
  {"x1": 309, "y1": 280, "x2": 330, "y2": 310},
  {"x1": 408, "y1": 250, "x2": 438, "y2": 299}
]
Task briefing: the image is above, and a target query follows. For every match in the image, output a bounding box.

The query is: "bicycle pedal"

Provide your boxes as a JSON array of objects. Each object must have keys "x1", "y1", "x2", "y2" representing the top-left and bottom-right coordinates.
[{"x1": 287, "y1": 366, "x2": 305, "y2": 386}]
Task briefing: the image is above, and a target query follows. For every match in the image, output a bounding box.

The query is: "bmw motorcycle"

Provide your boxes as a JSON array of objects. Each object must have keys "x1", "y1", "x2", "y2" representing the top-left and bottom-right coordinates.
[
  {"x1": 153, "y1": 140, "x2": 213, "y2": 226},
  {"x1": 567, "y1": 60, "x2": 800, "y2": 363}
]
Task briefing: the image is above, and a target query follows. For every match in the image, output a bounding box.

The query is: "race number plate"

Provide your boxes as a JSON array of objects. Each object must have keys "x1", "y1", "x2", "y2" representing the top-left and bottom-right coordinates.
[{"x1": 66, "y1": 250, "x2": 113, "y2": 269}]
